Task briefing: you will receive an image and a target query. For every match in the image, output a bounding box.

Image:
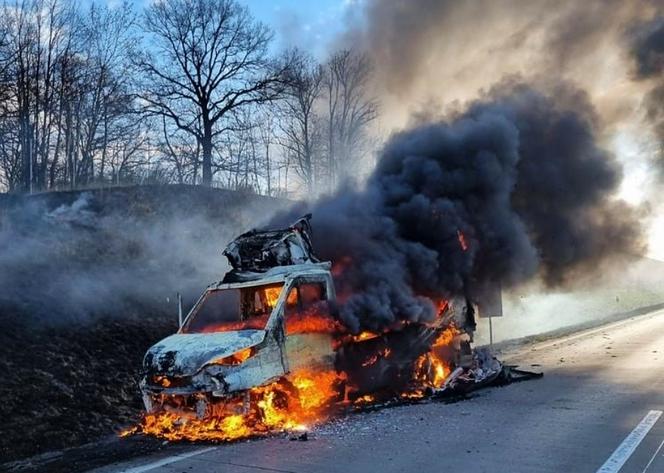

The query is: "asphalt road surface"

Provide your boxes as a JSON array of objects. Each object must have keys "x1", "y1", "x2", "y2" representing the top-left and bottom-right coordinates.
[{"x1": 86, "y1": 309, "x2": 664, "y2": 473}]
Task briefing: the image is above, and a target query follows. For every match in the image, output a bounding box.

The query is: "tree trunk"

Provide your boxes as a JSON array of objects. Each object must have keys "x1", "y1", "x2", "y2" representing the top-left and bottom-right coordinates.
[
  {"x1": 265, "y1": 141, "x2": 271, "y2": 196},
  {"x1": 100, "y1": 106, "x2": 108, "y2": 183},
  {"x1": 201, "y1": 115, "x2": 213, "y2": 186}
]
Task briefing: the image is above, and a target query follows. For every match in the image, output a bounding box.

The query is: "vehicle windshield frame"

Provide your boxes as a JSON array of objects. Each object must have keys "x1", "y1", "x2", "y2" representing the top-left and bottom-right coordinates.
[{"x1": 180, "y1": 281, "x2": 286, "y2": 334}]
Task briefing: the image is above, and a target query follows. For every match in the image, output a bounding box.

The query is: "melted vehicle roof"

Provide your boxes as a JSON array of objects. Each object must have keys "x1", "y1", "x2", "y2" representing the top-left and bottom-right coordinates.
[{"x1": 214, "y1": 262, "x2": 332, "y2": 289}]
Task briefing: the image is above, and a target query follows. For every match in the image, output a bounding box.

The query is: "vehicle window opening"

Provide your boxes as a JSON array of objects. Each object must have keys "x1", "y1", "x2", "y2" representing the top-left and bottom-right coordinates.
[
  {"x1": 183, "y1": 283, "x2": 284, "y2": 333},
  {"x1": 284, "y1": 281, "x2": 337, "y2": 335}
]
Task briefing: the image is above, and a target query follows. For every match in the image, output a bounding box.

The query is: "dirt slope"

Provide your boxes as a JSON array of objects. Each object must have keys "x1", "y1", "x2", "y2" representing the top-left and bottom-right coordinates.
[{"x1": 0, "y1": 185, "x2": 286, "y2": 462}]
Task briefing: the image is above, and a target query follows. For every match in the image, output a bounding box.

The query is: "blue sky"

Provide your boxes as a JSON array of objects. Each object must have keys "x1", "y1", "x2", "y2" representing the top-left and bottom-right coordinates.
[
  {"x1": 116, "y1": 0, "x2": 355, "y2": 58},
  {"x1": 239, "y1": 0, "x2": 350, "y2": 56}
]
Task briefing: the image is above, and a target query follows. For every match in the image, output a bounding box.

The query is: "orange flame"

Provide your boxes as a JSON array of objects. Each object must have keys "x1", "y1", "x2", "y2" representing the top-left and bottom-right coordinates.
[
  {"x1": 211, "y1": 347, "x2": 255, "y2": 366},
  {"x1": 457, "y1": 229, "x2": 469, "y2": 252},
  {"x1": 361, "y1": 347, "x2": 391, "y2": 367},
  {"x1": 285, "y1": 312, "x2": 343, "y2": 336},
  {"x1": 197, "y1": 315, "x2": 270, "y2": 333},
  {"x1": 123, "y1": 369, "x2": 345, "y2": 442},
  {"x1": 125, "y1": 300, "x2": 462, "y2": 443},
  {"x1": 264, "y1": 286, "x2": 282, "y2": 308},
  {"x1": 354, "y1": 331, "x2": 379, "y2": 342},
  {"x1": 412, "y1": 326, "x2": 459, "y2": 390},
  {"x1": 153, "y1": 376, "x2": 171, "y2": 388}
]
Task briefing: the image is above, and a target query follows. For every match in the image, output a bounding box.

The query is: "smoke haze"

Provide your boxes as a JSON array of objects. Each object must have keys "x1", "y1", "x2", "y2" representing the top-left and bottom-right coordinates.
[
  {"x1": 629, "y1": 15, "x2": 664, "y2": 171},
  {"x1": 339, "y1": 0, "x2": 660, "y2": 139},
  {"x1": 0, "y1": 186, "x2": 282, "y2": 324}
]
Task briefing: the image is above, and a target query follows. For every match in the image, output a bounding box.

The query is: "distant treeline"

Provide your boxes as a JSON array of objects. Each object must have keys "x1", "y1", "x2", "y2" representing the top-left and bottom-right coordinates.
[{"x1": 0, "y1": 0, "x2": 377, "y2": 196}]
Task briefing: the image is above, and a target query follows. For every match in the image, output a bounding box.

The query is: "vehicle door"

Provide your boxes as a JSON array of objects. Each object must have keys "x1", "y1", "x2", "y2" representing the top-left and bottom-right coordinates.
[{"x1": 281, "y1": 276, "x2": 337, "y2": 372}]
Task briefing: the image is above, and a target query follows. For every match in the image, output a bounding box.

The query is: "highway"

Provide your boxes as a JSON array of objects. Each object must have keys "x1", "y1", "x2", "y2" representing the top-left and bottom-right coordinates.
[{"x1": 84, "y1": 309, "x2": 663, "y2": 473}]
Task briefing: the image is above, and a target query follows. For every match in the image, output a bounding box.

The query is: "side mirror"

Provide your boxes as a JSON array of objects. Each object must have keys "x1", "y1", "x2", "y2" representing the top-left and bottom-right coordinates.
[{"x1": 177, "y1": 293, "x2": 184, "y2": 328}]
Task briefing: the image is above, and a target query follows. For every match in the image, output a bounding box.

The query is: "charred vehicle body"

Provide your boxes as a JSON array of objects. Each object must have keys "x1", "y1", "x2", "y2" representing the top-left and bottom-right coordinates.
[{"x1": 141, "y1": 216, "x2": 481, "y2": 419}]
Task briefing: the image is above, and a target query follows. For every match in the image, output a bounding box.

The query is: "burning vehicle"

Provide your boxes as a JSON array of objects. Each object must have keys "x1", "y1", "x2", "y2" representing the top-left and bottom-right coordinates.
[
  {"x1": 141, "y1": 260, "x2": 341, "y2": 418},
  {"x1": 133, "y1": 216, "x2": 513, "y2": 441}
]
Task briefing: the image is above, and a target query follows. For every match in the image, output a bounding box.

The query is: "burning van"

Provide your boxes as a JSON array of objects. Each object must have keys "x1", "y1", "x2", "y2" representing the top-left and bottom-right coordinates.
[
  {"x1": 139, "y1": 216, "x2": 482, "y2": 423},
  {"x1": 141, "y1": 261, "x2": 344, "y2": 417}
]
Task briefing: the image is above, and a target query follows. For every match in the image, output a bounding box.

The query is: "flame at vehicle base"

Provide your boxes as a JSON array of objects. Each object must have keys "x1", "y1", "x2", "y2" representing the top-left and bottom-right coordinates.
[
  {"x1": 122, "y1": 325, "x2": 459, "y2": 443},
  {"x1": 122, "y1": 370, "x2": 343, "y2": 442}
]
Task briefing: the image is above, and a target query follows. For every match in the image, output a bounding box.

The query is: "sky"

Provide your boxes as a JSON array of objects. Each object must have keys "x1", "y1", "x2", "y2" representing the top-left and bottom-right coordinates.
[
  {"x1": 121, "y1": 0, "x2": 354, "y2": 58},
  {"x1": 237, "y1": 0, "x2": 352, "y2": 57}
]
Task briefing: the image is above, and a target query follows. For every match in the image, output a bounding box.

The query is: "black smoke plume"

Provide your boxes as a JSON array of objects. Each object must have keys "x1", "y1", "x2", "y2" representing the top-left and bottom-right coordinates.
[
  {"x1": 632, "y1": 16, "x2": 664, "y2": 78},
  {"x1": 629, "y1": 16, "x2": 663, "y2": 169},
  {"x1": 288, "y1": 84, "x2": 644, "y2": 333}
]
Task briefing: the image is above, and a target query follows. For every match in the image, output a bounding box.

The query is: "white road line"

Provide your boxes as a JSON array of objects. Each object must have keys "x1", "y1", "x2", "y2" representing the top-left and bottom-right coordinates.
[
  {"x1": 115, "y1": 447, "x2": 217, "y2": 473},
  {"x1": 596, "y1": 410, "x2": 663, "y2": 473},
  {"x1": 642, "y1": 439, "x2": 664, "y2": 473}
]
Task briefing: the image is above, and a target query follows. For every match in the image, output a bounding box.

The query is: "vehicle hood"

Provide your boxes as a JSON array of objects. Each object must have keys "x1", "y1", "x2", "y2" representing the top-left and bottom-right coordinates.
[{"x1": 144, "y1": 330, "x2": 266, "y2": 377}]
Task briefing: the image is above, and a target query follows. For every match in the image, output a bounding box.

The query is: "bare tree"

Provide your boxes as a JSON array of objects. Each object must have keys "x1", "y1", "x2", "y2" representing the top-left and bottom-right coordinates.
[
  {"x1": 0, "y1": 11, "x2": 19, "y2": 190},
  {"x1": 157, "y1": 116, "x2": 201, "y2": 184},
  {"x1": 279, "y1": 52, "x2": 323, "y2": 194},
  {"x1": 216, "y1": 108, "x2": 260, "y2": 191},
  {"x1": 0, "y1": 0, "x2": 77, "y2": 192},
  {"x1": 0, "y1": 2, "x2": 380, "y2": 196},
  {"x1": 76, "y1": 2, "x2": 140, "y2": 187},
  {"x1": 256, "y1": 106, "x2": 277, "y2": 195},
  {"x1": 324, "y1": 49, "x2": 378, "y2": 186},
  {"x1": 0, "y1": 0, "x2": 153, "y2": 192},
  {"x1": 138, "y1": 0, "x2": 290, "y2": 186}
]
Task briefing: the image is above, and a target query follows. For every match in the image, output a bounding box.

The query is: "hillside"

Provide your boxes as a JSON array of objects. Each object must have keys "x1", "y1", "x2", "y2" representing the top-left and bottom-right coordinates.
[{"x1": 0, "y1": 185, "x2": 288, "y2": 461}]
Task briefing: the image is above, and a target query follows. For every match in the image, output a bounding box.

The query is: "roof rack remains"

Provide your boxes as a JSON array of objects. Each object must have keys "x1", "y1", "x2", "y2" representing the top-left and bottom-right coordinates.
[{"x1": 222, "y1": 214, "x2": 319, "y2": 276}]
